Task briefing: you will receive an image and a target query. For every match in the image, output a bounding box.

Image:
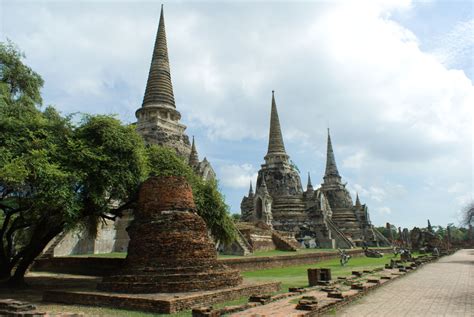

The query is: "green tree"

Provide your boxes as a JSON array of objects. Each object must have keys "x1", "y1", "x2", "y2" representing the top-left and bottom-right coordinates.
[
  {"x1": 0, "y1": 109, "x2": 148, "y2": 286},
  {"x1": 462, "y1": 201, "x2": 474, "y2": 227},
  {"x1": 0, "y1": 42, "x2": 147, "y2": 286}
]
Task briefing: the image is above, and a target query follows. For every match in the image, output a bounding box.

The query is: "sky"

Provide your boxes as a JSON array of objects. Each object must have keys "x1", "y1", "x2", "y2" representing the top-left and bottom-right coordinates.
[{"x1": 1, "y1": 0, "x2": 473, "y2": 228}]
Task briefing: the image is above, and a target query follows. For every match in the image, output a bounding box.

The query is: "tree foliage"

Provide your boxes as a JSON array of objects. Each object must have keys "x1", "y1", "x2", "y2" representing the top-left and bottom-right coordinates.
[
  {"x1": 0, "y1": 41, "x2": 43, "y2": 106},
  {"x1": 462, "y1": 201, "x2": 474, "y2": 227},
  {"x1": 375, "y1": 225, "x2": 399, "y2": 241},
  {"x1": 0, "y1": 41, "x2": 236, "y2": 286},
  {"x1": 0, "y1": 105, "x2": 147, "y2": 286}
]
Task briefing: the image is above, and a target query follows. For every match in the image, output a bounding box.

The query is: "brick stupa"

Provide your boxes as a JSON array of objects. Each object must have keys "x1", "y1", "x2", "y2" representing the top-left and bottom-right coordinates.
[{"x1": 98, "y1": 176, "x2": 242, "y2": 293}]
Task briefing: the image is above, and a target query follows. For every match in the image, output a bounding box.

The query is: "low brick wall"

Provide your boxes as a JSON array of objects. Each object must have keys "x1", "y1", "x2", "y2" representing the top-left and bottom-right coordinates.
[
  {"x1": 43, "y1": 282, "x2": 280, "y2": 314},
  {"x1": 220, "y1": 249, "x2": 389, "y2": 272},
  {"x1": 33, "y1": 249, "x2": 391, "y2": 276}
]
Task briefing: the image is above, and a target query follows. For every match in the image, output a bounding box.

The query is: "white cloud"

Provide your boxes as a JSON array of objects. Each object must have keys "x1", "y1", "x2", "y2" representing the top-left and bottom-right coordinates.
[
  {"x1": 351, "y1": 184, "x2": 387, "y2": 202},
  {"x1": 342, "y1": 150, "x2": 367, "y2": 169},
  {"x1": 218, "y1": 163, "x2": 258, "y2": 189},
  {"x1": 377, "y1": 206, "x2": 392, "y2": 215}
]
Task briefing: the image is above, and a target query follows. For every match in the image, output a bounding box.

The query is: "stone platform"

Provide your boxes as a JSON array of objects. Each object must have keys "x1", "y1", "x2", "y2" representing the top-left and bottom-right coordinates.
[{"x1": 42, "y1": 281, "x2": 280, "y2": 314}]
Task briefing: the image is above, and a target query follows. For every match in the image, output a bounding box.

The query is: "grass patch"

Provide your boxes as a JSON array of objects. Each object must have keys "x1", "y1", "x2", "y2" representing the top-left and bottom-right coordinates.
[{"x1": 242, "y1": 254, "x2": 394, "y2": 291}]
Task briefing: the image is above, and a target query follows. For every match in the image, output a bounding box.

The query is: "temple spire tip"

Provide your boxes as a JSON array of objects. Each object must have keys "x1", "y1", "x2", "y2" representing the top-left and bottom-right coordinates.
[
  {"x1": 307, "y1": 172, "x2": 313, "y2": 190},
  {"x1": 324, "y1": 128, "x2": 341, "y2": 182},
  {"x1": 266, "y1": 91, "x2": 287, "y2": 158},
  {"x1": 142, "y1": 4, "x2": 176, "y2": 108}
]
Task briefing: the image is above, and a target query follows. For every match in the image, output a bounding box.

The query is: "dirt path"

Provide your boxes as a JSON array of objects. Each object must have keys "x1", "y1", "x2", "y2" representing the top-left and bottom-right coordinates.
[{"x1": 333, "y1": 249, "x2": 474, "y2": 316}]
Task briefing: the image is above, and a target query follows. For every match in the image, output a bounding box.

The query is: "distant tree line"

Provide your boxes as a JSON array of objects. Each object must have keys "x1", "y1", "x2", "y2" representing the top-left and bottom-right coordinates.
[{"x1": 376, "y1": 221, "x2": 472, "y2": 245}]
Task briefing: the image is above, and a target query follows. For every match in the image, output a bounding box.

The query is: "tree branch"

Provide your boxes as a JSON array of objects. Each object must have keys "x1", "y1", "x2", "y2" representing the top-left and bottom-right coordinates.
[{"x1": 6, "y1": 218, "x2": 32, "y2": 258}]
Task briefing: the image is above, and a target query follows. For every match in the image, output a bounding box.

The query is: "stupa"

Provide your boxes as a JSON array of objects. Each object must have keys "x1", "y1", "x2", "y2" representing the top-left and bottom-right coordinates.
[{"x1": 98, "y1": 176, "x2": 242, "y2": 293}]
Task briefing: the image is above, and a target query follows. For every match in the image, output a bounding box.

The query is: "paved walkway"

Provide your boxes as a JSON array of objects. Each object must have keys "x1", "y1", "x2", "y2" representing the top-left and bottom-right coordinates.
[{"x1": 332, "y1": 249, "x2": 474, "y2": 316}]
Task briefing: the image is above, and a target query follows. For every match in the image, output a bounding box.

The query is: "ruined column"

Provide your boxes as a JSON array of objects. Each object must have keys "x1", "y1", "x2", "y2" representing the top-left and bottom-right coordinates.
[
  {"x1": 402, "y1": 228, "x2": 410, "y2": 247},
  {"x1": 446, "y1": 226, "x2": 452, "y2": 248},
  {"x1": 386, "y1": 222, "x2": 394, "y2": 242}
]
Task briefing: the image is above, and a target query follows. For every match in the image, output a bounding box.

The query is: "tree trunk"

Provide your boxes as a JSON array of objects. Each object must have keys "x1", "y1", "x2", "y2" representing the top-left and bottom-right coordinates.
[
  {"x1": 0, "y1": 261, "x2": 12, "y2": 280},
  {"x1": 7, "y1": 224, "x2": 63, "y2": 288}
]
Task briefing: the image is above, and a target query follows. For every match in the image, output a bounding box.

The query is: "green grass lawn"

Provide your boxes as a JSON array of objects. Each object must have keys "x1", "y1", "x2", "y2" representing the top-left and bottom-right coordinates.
[{"x1": 242, "y1": 253, "x2": 394, "y2": 291}]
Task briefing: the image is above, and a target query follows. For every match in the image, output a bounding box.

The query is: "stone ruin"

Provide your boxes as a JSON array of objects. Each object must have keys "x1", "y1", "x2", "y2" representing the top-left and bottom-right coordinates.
[
  {"x1": 98, "y1": 176, "x2": 242, "y2": 293},
  {"x1": 40, "y1": 5, "x2": 217, "y2": 258},
  {"x1": 307, "y1": 268, "x2": 332, "y2": 286},
  {"x1": 240, "y1": 92, "x2": 390, "y2": 249},
  {"x1": 410, "y1": 226, "x2": 442, "y2": 252},
  {"x1": 135, "y1": 6, "x2": 215, "y2": 181}
]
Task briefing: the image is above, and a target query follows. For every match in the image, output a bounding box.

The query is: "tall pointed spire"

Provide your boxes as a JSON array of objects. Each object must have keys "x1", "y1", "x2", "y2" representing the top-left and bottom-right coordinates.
[
  {"x1": 266, "y1": 91, "x2": 287, "y2": 158},
  {"x1": 307, "y1": 172, "x2": 313, "y2": 191},
  {"x1": 355, "y1": 193, "x2": 361, "y2": 207},
  {"x1": 189, "y1": 136, "x2": 199, "y2": 167},
  {"x1": 324, "y1": 129, "x2": 341, "y2": 182},
  {"x1": 248, "y1": 181, "x2": 254, "y2": 196},
  {"x1": 142, "y1": 5, "x2": 175, "y2": 108}
]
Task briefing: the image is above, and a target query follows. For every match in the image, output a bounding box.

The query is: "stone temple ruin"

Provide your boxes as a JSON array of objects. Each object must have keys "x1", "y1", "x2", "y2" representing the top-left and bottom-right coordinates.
[
  {"x1": 134, "y1": 6, "x2": 215, "y2": 181},
  {"x1": 43, "y1": 6, "x2": 390, "y2": 257},
  {"x1": 239, "y1": 92, "x2": 390, "y2": 249},
  {"x1": 43, "y1": 6, "x2": 215, "y2": 256}
]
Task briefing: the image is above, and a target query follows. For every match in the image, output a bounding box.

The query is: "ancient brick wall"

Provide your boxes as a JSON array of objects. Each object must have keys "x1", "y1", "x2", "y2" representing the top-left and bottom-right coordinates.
[
  {"x1": 98, "y1": 176, "x2": 242, "y2": 293},
  {"x1": 34, "y1": 249, "x2": 391, "y2": 275}
]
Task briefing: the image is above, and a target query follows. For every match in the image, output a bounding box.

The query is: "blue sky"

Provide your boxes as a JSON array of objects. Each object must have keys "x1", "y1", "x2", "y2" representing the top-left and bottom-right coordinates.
[{"x1": 1, "y1": 0, "x2": 473, "y2": 228}]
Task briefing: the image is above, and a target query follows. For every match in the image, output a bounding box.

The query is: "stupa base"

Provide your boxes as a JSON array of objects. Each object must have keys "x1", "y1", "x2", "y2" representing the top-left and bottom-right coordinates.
[{"x1": 43, "y1": 280, "x2": 280, "y2": 314}]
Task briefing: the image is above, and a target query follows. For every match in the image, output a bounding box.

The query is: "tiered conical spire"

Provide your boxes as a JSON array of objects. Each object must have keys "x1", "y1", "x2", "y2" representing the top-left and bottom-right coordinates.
[
  {"x1": 142, "y1": 5, "x2": 175, "y2": 108},
  {"x1": 266, "y1": 91, "x2": 287, "y2": 157},
  {"x1": 307, "y1": 172, "x2": 313, "y2": 191},
  {"x1": 355, "y1": 193, "x2": 361, "y2": 207},
  {"x1": 248, "y1": 181, "x2": 254, "y2": 196},
  {"x1": 189, "y1": 136, "x2": 199, "y2": 167},
  {"x1": 324, "y1": 129, "x2": 341, "y2": 179}
]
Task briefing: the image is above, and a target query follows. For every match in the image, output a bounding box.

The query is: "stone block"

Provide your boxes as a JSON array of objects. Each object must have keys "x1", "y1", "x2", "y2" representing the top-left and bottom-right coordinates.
[
  {"x1": 248, "y1": 294, "x2": 272, "y2": 304},
  {"x1": 308, "y1": 268, "x2": 332, "y2": 286},
  {"x1": 192, "y1": 307, "x2": 219, "y2": 317},
  {"x1": 351, "y1": 283, "x2": 366, "y2": 290},
  {"x1": 296, "y1": 296, "x2": 318, "y2": 311},
  {"x1": 367, "y1": 279, "x2": 380, "y2": 284},
  {"x1": 327, "y1": 291, "x2": 344, "y2": 299}
]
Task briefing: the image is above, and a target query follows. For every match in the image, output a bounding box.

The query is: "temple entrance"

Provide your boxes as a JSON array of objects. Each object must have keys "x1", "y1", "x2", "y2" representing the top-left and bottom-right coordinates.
[{"x1": 256, "y1": 198, "x2": 263, "y2": 220}]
